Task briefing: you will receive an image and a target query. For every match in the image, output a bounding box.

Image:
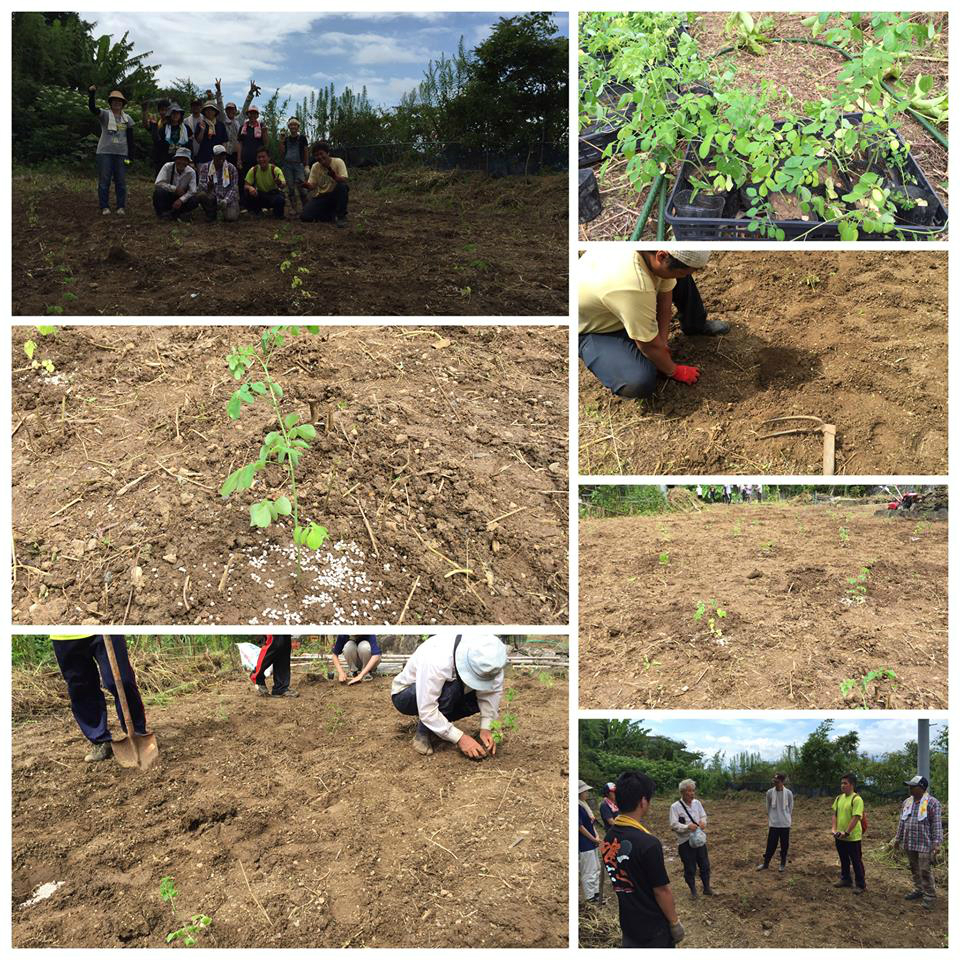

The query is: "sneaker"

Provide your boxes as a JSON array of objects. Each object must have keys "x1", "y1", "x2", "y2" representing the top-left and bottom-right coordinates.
[
  {"x1": 778, "y1": 863, "x2": 786, "y2": 873},
  {"x1": 84, "y1": 741, "x2": 113, "y2": 762},
  {"x1": 755, "y1": 863, "x2": 769, "y2": 871},
  {"x1": 101, "y1": 208, "x2": 111, "y2": 216},
  {"x1": 904, "y1": 891, "x2": 924, "y2": 901},
  {"x1": 699, "y1": 318, "x2": 731, "y2": 335},
  {"x1": 274, "y1": 689, "x2": 299, "y2": 698},
  {"x1": 702, "y1": 886, "x2": 714, "y2": 896},
  {"x1": 413, "y1": 722, "x2": 434, "y2": 756},
  {"x1": 116, "y1": 207, "x2": 126, "y2": 216},
  {"x1": 833, "y1": 880, "x2": 853, "y2": 888},
  {"x1": 852, "y1": 887, "x2": 865, "y2": 895},
  {"x1": 255, "y1": 684, "x2": 269, "y2": 696}
]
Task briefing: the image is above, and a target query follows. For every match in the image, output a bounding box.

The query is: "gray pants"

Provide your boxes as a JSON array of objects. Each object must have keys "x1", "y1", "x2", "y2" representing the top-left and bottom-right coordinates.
[
  {"x1": 907, "y1": 849, "x2": 936, "y2": 901},
  {"x1": 339, "y1": 639, "x2": 374, "y2": 673},
  {"x1": 579, "y1": 331, "x2": 658, "y2": 398},
  {"x1": 197, "y1": 191, "x2": 239, "y2": 222},
  {"x1": 282, "y1": 161, "x2": 307, "y2": 210}
]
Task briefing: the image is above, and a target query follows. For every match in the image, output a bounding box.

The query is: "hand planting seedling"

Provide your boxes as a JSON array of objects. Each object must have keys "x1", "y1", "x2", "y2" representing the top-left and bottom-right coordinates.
[
  {"x1": 694, "y1": 599, "x2": 727, "y2": 641},
  {"x1": 490, "y1": 711, "x2": 518, "y2": 745},
  {"x1": 220, "y1": 325, "x2": 329, "y2": 574},
  {"x1": 840, "y1": 668, "x2": 896, "y2": 708},
  {"x1": 166, "y1": 915, "x2": 212, "y2": 947}
]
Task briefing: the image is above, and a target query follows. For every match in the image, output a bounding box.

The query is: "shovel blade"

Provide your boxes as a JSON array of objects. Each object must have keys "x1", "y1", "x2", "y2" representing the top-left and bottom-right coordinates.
[{"x1": 111, "y1": 732, "x2": 160, "y2": 771}]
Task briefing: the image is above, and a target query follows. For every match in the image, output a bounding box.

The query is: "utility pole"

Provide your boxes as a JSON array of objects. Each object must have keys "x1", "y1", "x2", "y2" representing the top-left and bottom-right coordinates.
[{"x1": 918, "y1": 719, "x2": 930, "y2": 782}]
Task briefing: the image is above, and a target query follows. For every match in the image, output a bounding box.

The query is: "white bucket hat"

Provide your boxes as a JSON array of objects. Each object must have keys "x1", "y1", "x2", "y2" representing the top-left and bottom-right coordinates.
[
  {"x1": 671, "y1": 250, "x2": 711, "y2": 269},
  {"x1": 454, "y1": 634, "x2": 507, "y2": 691},
  {"x1": 174, "y1": 147, "x2": 192, "y2": 159},
  {"x1": 578, "y1": 780, "x2": 592, "y2": 794}
]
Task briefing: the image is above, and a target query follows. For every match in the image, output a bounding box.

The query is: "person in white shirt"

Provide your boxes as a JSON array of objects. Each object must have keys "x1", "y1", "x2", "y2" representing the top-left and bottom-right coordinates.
[
  {"x1": 669, "y1": 779, "x2": 713, "y2": 898},
  {"x1": 391, "y1": 633, "x2": 507, "y2": 759},
  {"x1": 153, "y1": 147, "x2": 198, "y2": 219},
  {"x1": 757, "y1": 772, "x2": 794, "y2": 872}
]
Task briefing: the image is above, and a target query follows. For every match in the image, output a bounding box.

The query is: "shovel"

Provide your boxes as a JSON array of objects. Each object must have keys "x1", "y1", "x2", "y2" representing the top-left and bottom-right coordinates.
[
  {"x1": 102, "y1": 636, "x2": 159, "y2": 770},
  {"x1": 759, "y1": 415, "x2": 837, "y2": 476}
]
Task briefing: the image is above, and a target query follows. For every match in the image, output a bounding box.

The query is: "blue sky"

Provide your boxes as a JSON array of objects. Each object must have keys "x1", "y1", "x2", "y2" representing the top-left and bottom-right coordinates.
[
  {"x1": 639, "y1": 717, "x2": 946, "y2": 760},
  {"x1": 92, "y1": 11, "x2": 568, "y2": 110}
]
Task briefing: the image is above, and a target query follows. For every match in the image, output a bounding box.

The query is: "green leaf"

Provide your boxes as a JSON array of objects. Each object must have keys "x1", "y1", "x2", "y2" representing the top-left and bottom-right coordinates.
[
  {"x1": 23, "y1": 340, "x2": 36, "y2": 360},
  {"x1": 36, "y1": 325, "x2": 58, "y2": 336},
  {"x1": 269, "y1": 381, "x2": 283, "y2": 399},
  {"x1": 236, "y1": 462, "x2": 257, "y2": 491},
  {"x1": 250, "y1": 500, "x2": 273, "y2": 528},
  {"x1": 283, "y1": 411, "x2": 300, "y2": 430},
  {"x1": 306, "y1": 524, "x2": 329, "y2": 550},
  {"x1": 274, "y1": 496, "x2": 292, "y2": 516},
  {"x1": 250, "y1": 381, "x2": 267, "y2": 395},
  {"x1": 219, "y1": 467, "x2": 243, "y2": 497}
]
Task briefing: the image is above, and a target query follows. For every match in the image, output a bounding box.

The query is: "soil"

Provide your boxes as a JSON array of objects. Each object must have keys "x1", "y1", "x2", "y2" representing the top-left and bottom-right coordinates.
[
  {"x1": 579, "y1": 502, "x2": 948, "y2": 710},
  {"x1": 580, "y1": 794, "x2": 948, "y2": 948},
  {"x1": 580, "y1": 12, "x2": 949, "y2": 241},
  {"x1": 11, "y1": 669, "x2": 568, "y2": 948},
  {"x1": 12, "y1": 325, "x2": 569, "y2": 626},
  {"x1": 12, "y1": 166, "x2": 568, "y2": 316},
  {"x1": 578, "y1": 251, "x2": 947, "y2": 475}
]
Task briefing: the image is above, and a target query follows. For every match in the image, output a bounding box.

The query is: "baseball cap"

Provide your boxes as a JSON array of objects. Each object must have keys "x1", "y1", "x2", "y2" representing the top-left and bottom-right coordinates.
[
  {"x1": 213, "y1": 144, "x2": 227, "y2": 156},
  {"x1": 904, "y1": 775, "x2": 929, "y2": 789},
  {"x1": 671, "y1": 250, "x2": 711, "y2": 269}
]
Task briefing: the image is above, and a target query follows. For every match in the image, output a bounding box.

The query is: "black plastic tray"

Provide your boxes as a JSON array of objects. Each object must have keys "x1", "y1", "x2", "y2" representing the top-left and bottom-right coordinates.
[{"x1": 664, "y1": 115, "x2": 947, "y2": 239}]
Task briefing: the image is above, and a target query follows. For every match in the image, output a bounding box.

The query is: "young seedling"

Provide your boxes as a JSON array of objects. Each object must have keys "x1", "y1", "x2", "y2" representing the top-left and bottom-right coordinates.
[
  {"x1": 166, "y1": 915, "x2": 212, "y2": 947},
  {"x1": 23, "y1": 325, "x2": 58, "y2": 375},
  {"x1": 840, "y1": 668, "x2": 897, "y2": 708},
  {"x1": 658, "y1": 551, "x2": 670, "y2": 566},
  {"x1": 759, "y1": 540, "x2": 774, "y2": 555},
  {"x1": 220, "y1": 326, "x2": 329, "y2": 575},
  {"x1": 845, "y1": 566, "x2": 871, "y2": 601},
  {"x1": 490, "y1": 712, "x2": 518, "y2": 745},
  {"x1": 537, "y1": 671, "x2": 555, "y2": 688},
  {"x1": 504, "y1": 686, "x2": 518, "y2": 703},
  {"x1": 694, "y1": 599, "x2": 727, "y2": 641},
  {"x1": 913, "y1": 521, "x2": 930, "y2": 536},
  {"x1": 160, "y1": 876, "x2": 178, "y2": 912},
  {"x1": 839, "y1": 526, "x2": 850, "y2": 545}
]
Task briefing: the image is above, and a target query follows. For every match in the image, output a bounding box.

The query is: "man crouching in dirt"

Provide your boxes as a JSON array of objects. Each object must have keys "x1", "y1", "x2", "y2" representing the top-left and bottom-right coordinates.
[
  {"x1": 579, "y1": 249, "x2": 726, "y2": 399},
  {"x1": 197, "y1": 145, "x2": 240, "y2": 222},
  {"x1": 391, "y1": 633, "x2": 507, "y2": 758},
  {"x1": 51, "y1": 634, "x2": 149, "y2": 762},
  {"x1": 893, "y1": 775, "x2": 942, "y2": 910},
  {"x1": 153, "y1": 147, "x2": 199, "y2": 219},
  {"x1": 601, "y1": 771, "x2": 685, "y2": 948}
]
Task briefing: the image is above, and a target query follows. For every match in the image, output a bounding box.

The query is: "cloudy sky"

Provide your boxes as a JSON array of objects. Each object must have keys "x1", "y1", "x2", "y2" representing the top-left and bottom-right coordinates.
[
  {"x1": 640, "y1": 717, "x2": 945, "y2": 760},
  {"x1": 91, "y1": 11, "x2": 568, "y2": 109}
]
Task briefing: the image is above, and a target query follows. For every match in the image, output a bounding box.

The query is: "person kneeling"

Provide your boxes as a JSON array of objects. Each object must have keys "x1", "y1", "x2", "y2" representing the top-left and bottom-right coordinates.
[
  {"x1": 391, "y1": 633, "x2": 506, "y2": 759},
  {"x1": 153, "y1": 147, "x2": 198, "y2": 219},
  {"x1": 301, "y1": 141, "x2": 349, "y2": 226},
  {"x1": 243, "y1": 147, "x2": 286, "y2": 218},
  {"x1": 197, "y1": 145, "x2": 239, "y2": 222}
]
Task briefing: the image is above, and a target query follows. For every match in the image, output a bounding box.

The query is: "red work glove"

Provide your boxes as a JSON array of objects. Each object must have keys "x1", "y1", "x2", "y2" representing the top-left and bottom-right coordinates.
[{"x1": 671, "y1": 364, "x2": 700, "y2": 385}]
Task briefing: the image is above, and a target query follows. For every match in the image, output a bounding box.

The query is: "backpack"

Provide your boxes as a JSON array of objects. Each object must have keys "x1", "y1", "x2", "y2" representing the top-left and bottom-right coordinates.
[{"x1": 835, "y1": 793, "x2": 867, "y2": 835}]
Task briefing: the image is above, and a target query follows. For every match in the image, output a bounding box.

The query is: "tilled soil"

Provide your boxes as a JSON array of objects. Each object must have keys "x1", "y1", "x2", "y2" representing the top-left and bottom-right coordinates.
[
  {"x1": 580, "y1": 795, "x2": 948, "y2": 948},
  {"x1": 579, "y1": 503, "x2": 948, "y2": 709},
  {"x1": 579, "y1": 251, "x2": 947, "y2": 475},
  {"x1": 12, "y1": 167, "x2": 568, "y2": 316},
  {"x1": 12, "y1": 325, "x2": 569, "y2": 626},
  {"x1": 581, "y1": 11, "x2": 949, "y2": 241},
  {"x1": 11, "y1": 670, "x2": 568, "y2": 948}
]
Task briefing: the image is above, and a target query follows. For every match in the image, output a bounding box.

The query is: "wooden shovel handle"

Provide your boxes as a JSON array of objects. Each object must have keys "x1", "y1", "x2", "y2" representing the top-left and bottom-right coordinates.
[
  {"x1": 102, "y1": 635, "x2": 137, "y2": 738},
  {"x1": 822, "y1": 424, "x2": 837, "y2": 476}
]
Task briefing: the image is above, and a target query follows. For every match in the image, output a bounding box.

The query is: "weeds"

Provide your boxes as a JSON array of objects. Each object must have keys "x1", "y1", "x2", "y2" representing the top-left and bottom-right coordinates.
[{"x1": 220, "y1": 325, "x2": 328, "y2": 573}]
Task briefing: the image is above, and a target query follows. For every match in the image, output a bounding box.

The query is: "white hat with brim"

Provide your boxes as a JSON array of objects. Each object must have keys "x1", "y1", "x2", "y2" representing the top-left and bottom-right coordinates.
[
  {"x1": 174, "y1": 147, "x2": 192, "y2": 159},
  {"x1": 454, "y1": 634, "x2": 507, "y2": 692},
  {"x1": 671, "y1": 250, "x2": 711, "y2": 269},
  {"x1": 578, "y1": 780, "x2": 592, "y2": 794}
]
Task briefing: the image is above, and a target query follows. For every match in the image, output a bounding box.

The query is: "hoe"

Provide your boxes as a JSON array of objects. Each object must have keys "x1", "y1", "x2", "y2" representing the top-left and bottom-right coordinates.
[{"x1": 759, "y1": 415, "x2": 837, "y2": 476}]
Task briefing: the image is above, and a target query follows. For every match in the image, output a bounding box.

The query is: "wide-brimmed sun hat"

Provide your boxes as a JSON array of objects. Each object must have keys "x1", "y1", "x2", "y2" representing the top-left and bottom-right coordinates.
[
  {"x1": 174, "y1": 147, "x2": 192, "y2": 159},
  {"x1": 107, "y1": 90, "x2": 127, "y2": 104},
  {"x1": 454, "y1": 634, "x2": 507, "y2": 691}
]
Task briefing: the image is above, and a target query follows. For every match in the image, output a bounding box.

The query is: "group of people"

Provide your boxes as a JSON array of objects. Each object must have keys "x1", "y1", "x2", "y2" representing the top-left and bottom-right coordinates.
[
  {"x1": 88, "y1": 82, "x2": 349, "y2": 225},
  {"x1": 694, "y1": 483, "x2": 764, "y2": 504},
  {"x1": 579, "y1": 249, "x2": 722, "y2": 399},
  {"x1": 49, "y1": 633, "x2": 508, "y2": 763},
  {"x1": 579, "y1": 769, "x2": 943, "y2": 948}
]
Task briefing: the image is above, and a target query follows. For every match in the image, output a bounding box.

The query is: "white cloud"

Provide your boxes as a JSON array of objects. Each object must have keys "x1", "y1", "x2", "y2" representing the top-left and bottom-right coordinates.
[{"x1": 276, "y1": 83, "x2": 322, "y2": 103}]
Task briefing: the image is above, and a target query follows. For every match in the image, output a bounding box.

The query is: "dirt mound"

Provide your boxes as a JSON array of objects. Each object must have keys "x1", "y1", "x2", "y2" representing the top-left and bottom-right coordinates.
[
  {"x1": 12, "y1": 325, "x2": 569, "y2": 626},
  {"x1": 579, "y1": 251, "x2": 947, "y2": 475},
  {"x1": 579, "y1": 502, "x2": 947, "y2": 709},
  {"x1": 12, "y1": 168, "x2": 568, "y2": 317},
  {"x1": 580, "y1": 795, "x2": 947, "y2": 948},
  {"x1": 12, "y1": 670, "x2": 568, "y2": 948}
]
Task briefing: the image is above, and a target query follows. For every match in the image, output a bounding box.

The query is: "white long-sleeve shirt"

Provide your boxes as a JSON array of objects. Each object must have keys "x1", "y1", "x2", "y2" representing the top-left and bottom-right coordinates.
[
  {"x1": 391, "y1": 634, "x2": 503, "y2": 743},
  {"x1": 154, "y1": 162, "x2": 197, "y2": 198},
  {"x1": 669, "y1": 798, "x2": 707, "y2": 845},
  {"x1": 766, "y1": 787, "x2": 794, "y2": 827}
]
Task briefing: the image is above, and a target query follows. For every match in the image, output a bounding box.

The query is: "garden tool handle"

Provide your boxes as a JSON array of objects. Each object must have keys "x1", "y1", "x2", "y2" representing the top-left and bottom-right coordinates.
[
  {"x1": 822, "y1": 424, "x2": 837, "y2": 477},
  {"x1": 102, "y1": 636, "x2": 137, "y2": 739}
]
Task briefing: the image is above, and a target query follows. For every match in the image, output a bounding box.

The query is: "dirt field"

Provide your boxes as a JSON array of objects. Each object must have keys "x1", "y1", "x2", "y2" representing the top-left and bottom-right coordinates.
[
  {"x1": 12, "y1": 325, "x2": 568, "y2": 626},
  {"x1": 579, "y1": 502, "x2": 948, "y2": 709},
  {"x1": 11, "y1": 667, "x2": 568, "y2": 948},
  {"x1": 12, "y1": 166, "x2": 568, "y2": 316},
  {"x1": 581, "y1": 11, "x2": 949, "y2": 241},
  {"x1": 579, "y1": 251, "x2": 948, "y2": 475},
  {"x1": 580, "y1": 794, "x2": 948, "y2": 948}
]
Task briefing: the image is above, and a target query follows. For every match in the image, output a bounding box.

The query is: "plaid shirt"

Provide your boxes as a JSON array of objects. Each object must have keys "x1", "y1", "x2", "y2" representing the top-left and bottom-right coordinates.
[{"x1": 895, "y1": 794, "x2": 943, "y2": 852}]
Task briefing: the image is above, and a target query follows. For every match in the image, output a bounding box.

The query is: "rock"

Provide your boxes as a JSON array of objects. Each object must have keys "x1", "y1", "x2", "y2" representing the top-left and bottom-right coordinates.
[
  {"x1": 747, "y1": 569, "x2": 762, "y2": 579},
  {"x1": 395, "y1": 433, "x2": 409, "y2": 444},
  {"x1": 163, "y1": 553, "x2": 177, "y2": 563}
]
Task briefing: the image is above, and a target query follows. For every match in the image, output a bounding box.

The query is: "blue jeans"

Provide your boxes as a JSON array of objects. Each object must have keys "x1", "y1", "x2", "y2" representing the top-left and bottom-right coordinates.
[
  {"x1": 96, "y1": 153, "x2": 127, "y2": 210},
  {"x1": 579, "y1": 331, "x2": 658, "y2": 398}
]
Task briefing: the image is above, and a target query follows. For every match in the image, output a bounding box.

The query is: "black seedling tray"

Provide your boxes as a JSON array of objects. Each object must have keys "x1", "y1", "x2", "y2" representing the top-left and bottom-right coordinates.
[{"x1": 664, "y1": 116, "x2": 948, "y2": 240}]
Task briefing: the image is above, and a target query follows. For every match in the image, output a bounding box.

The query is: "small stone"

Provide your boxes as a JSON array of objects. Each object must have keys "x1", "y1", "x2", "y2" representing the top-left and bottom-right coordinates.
[
  {"x1": 395, "y1": 433, "x2": 408, "y2": 444},
  {"x1": 163, "y1": 553, "x2": 177, "y2": 563}
]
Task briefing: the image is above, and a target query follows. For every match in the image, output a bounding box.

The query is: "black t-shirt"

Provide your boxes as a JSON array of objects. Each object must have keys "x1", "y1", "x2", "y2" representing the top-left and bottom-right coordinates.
[{"x1": 602, "y1": 824, "x2": 670, "y2": 944}]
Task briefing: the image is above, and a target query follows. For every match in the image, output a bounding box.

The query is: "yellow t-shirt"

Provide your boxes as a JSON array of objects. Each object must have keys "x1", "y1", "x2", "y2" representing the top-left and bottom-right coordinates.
[
  {"x1": 578, "y1": 249, "x2": 676, "y2": 342},
  {"x1": 832, "y1": 792, "x2": 864, "y2": 841},
  {"x1": 306, "y1": 157, "x2": 348, "y2": 196}
]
